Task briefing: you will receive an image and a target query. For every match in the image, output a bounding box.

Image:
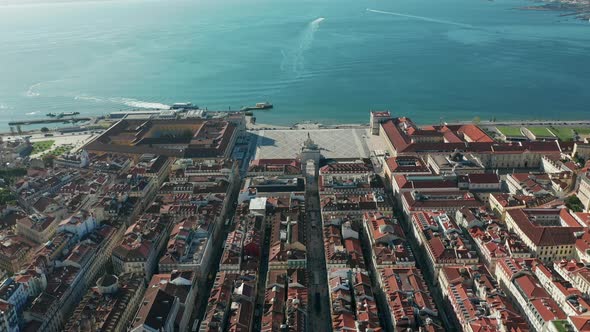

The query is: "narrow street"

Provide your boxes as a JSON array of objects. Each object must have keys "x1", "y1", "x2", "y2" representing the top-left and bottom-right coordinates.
[
  {"x1": 384, "y1": 190, "x2": 456, "y2": 331},
  {"x1": 192, "y1": 179, "x2": 241, "y2": 329},
  {"x1": 252, "y1": 217, "x2": 270, "y2": 331},
  {"x1": 359, "y1": 227, "x2": 393, "y2": 332},
  {"x1": 305, "y1": 170, "x2": 332, "y2": 332}
]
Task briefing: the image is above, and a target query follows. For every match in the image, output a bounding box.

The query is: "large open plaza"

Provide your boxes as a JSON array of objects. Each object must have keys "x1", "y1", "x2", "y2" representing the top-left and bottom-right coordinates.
[{"x1": 253, "y1": 128, "x2": 377, "y2": 160}]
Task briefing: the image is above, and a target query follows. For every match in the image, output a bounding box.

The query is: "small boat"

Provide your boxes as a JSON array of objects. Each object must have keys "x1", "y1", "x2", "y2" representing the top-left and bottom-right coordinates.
[
  {"x1": 255, "y1": 102, "x2": 273, "y2": 109},
  {"x1": 241, "y1": 102, "x2": 273, "y2": 112},
  {"x1": 46, "y1": 113, "x2": 56, "y2": 117},
  {"x1": 56, "y1": 111, "x2": 80, "y2": 119},
  {"x1": 171, "y1": 102, "x2": 199, "y2": 110}
]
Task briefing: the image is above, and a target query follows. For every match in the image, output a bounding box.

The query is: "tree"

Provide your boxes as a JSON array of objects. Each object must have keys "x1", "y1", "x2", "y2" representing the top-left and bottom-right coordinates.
[
  {"x1": 0, "y1": 168, "x2": 26, "y2": 184},
  {"x1": 0, "y1": 188, "x2": 16, "y2": 204},
  {"x1": 40, "y1": 127, "x2": 49, "y2": 133},
  {"x1": 565, "y1": 195, "x2": 584, "y2": 212}
]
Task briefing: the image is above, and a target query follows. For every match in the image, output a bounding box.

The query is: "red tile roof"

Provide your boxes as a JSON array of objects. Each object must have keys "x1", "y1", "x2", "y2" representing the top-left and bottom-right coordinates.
[
  {"x1": 381, "y1": 119, "x2": 411, "y2": 152},
  {"x1": 514, "y1": 274, "x2": 549, "y2": 298},
  {"x1": 457, "y1": 124, "x2": 494, "y2": 143},
  {"x1": 320, "y1": 162, "x2": 372, "y2": 174},
  {"x1": 381, "y1": 118, "x2": 561, "y2": 155},
  {"x1": 467, "y1": 173, "x2": 500, "y2": 184},
  {"x1": 394, "y1": 175, "x2": 458, "y2": 191},
  {"x1": 385, "y1": 156, "x2": 430, "y2": 174},
  {"x1": 507, "y1": 209, "x2": 579, "y2": 246},
  {"x1": 570, "y1": 315, "x2": 590, "y2": 332}
]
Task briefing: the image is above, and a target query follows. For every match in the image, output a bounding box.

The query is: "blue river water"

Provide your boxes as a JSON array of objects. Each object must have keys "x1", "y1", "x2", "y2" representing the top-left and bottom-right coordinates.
[{"x1": 0, "y1": 0, "x2": 589, "y2": 127}]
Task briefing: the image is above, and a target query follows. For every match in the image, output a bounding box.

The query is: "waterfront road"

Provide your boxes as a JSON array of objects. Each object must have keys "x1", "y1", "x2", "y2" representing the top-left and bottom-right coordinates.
[{"x1": 305, "y1": 170, "x2": 332, "y2": 332}]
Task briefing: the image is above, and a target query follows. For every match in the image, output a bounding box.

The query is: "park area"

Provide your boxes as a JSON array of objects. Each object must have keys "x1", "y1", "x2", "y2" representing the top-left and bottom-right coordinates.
[
  {"x1": 573, "y1": 127, "x2": 590, "y2": 136},
  {"x1": 532, "y1": 126, "x2": 590, "y2": 141},
  {"x1": 496, "y1": 126, "x2": 523, "y2": 137},
  {"x1": 547, "y1": 127, "x2": 573, "y2": 141},
  {"x1": 30, "y1": 139, "x2": 75, "y2": 158},
  {"x1": 495, "y1": 125, "x2": 590, "y2": 142},
  {"x1": 31, "y1": 140, "x2": 55, "y2": 154},
  {"x1": 526, "y1": 126, "x2": 554, "y2": 138},
  {"x1": 40, "y1": 144, "x2": 73, "y2": 157}
]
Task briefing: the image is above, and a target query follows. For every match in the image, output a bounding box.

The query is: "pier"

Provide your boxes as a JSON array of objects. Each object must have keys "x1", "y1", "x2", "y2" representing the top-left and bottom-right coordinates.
[
  {"x1": 8, "y1": 117, "x2": 92, "y2": 134},
  {"x1": 8, "y1": 118, "x2": 91, "y2": 126}
]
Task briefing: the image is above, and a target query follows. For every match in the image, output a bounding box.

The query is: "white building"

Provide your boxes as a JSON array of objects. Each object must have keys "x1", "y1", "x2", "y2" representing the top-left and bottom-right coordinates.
[
  {"x1": 57, "y1": 211, "x2": 98, "y2": 239},
  {"x1": 578, "y1": 174, "x2": 590, "y2": 213},
  {"x1": 249, "y1": 197, "x2": 267, "y2": 216}
]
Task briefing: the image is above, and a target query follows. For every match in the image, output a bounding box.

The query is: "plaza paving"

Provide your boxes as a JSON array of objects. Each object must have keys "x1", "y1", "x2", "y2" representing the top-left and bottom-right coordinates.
[{"x1": 253, "y1": 128, "x2": 373, "y2": 160}]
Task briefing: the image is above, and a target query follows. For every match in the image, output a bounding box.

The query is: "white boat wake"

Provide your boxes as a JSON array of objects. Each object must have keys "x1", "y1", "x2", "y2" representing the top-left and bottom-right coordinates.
[
  {"x1": 311, "y1": 17, "x2": 325, "y2": 25},
  {"x1": 367, "y1": 8, "x2": 473, "y2": 29},
  {"x1": 282, "y1": 17, "x2": 326, "y2": 77},
  {"x1": 25, "y1": 82, "x2": 42, "y2": 97},
  {"x1": 109, "y1": 97, "x2": 170, "y2": 109},
  {"x1": 74, "y1": 94, "x2": 170, "y2": 109},
  {"x1": 25, "y1": 79, "x2": 67, "y2": 98},
  {"x1": 75, "y1": 95, "x2": 105, "y2": 103}
]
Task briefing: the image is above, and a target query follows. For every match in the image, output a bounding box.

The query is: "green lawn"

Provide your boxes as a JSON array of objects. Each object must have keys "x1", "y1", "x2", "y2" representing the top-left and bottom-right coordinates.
[
  {"x1": 496, "y1": 126, "x2": 523, "y2": 137},
  {"x1": 548, "y1": 127, "x2": 574, "y2": 141},
  {"x1": 526, "y1": 126, "x2": 553, "y2": 138},
  {"x1": 31, "y1": 140, "x2": 55, "y2": 154},
  {"x1": 573, "y1": 127, "x2": 590, "y2": 135},
  {"x1": 40, "y1": 144, "x2": 73, "y2": 157},
  {"x1": 551, "y1": 320, "x2": 569, "y2": 332}
]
